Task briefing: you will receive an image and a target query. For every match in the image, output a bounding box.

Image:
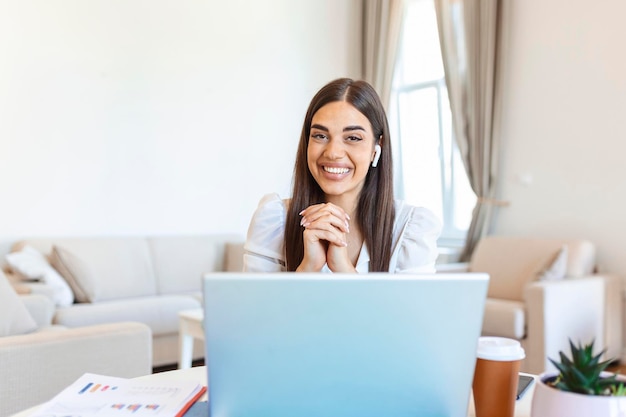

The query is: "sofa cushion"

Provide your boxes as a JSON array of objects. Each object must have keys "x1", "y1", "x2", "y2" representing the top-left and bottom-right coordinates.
[
  {"x1": 50, "y1": 246, "x2": 97, "y2": 302},
  {"x1": 224, "y1": 242, "x2": 245, "y2": 272},
  {"x1": 3, "y1": 270, "x2": 32, "y2": 294},
  {"x1": 482, "y1": 298, "x2": 526, "y2": 340},
  {"x1": 0, "y1": 270, "x2": 37, "y2": 336},
  {"x1": 19, "y1": 294, "x2": 55, "y2": 328},
  {"x1": 538, "y1": 246, "x2": 568, "y2": 281},
  {"x1": 5, "y1": 245, "x2": 74, "y2": 307},
  {"x1": 469, "y1": 237, "x2": 595, "y2": 301},
  {"x1": 148, "y1": 235, "x2": 243, "y2": 294},
  {"x1": 49, "y1": 238, "x2": 157, "y2": 302},
  {"x1": 53, "y1": 295, "x2": 201, "y2": 336}
]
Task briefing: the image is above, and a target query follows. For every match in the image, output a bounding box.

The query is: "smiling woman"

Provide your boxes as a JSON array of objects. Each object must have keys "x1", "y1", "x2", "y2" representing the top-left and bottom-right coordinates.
[{"x1": 243, "y1": 78, "x2": 442, "y2": 274}]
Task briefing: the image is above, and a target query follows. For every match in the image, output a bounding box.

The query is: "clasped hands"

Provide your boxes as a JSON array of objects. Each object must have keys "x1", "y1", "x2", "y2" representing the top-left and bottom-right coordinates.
[{"x1": 296, "y1": 202, "x2": 356, "y2": 273}]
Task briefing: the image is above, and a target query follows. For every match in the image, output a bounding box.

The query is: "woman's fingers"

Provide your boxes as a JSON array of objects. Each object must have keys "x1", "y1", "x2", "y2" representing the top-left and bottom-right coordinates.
[
  {"x1": 300, "y1": 203, "x2": 350, "y2": 233},
  {"x1": 303, "y1": 213, "x2": 349, "y2": 237},
  {"x1": 301, "y1": 205, "x2": 348, "y2": 247},
  {"x1": 299, "y1": 225, "x2": 349, "y2": 272},
  {"x1": 303, "y1": 225, "x2": 347, "y2": 247},
  {"x1": 300, "y1": 202, "x2": 350, "y2": 221},
  {"x1": 298, "y1": 202, "x2": 353, "y2": 272}
]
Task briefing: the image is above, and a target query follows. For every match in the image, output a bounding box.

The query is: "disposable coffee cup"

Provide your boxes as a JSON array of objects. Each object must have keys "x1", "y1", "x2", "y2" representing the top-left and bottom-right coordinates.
[{"x1": 472, "y1": 337, "x2": 525, "y2": 417}]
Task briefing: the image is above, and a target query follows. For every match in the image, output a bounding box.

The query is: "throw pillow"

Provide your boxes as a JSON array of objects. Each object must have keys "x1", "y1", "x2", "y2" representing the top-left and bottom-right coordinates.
[
  {"x1": 0, "y1": 269, "x2": 38, "y2": 336},
  {"x1": 538, "y1": 246, "x2": 568, "y2": 281},
  {"x1": 50, "y1": 245, "x2": 98, "y2": 303},
  {"x1": 5, "y1": 245, "x2": 74, "y2": 307},
  {"x1": 3, "y1": 269, "x2": 32, "y2": 294}
]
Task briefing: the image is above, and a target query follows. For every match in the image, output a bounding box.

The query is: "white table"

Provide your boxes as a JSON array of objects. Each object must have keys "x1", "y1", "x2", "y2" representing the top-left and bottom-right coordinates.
[
  {"x1": 13, "y1": 366, "x2": 535, "y2": 417},
  {"x1": 154, "y1": 368, "x2": 535, "y2": 417},
  {"x1": 178, "y1": 308, "x2": 205, "y2": 369}
]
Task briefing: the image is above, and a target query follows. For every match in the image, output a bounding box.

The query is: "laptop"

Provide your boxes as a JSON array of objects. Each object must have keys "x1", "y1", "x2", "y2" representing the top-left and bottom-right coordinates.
[{"x1": 202, "y1": 272, "x2": 489, "y2": 417}]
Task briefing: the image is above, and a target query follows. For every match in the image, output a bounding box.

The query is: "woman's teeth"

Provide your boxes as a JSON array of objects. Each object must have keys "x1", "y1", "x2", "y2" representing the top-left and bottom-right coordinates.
[{"x1": 324, "y1": 166, "x2": 349, "y2": 174}]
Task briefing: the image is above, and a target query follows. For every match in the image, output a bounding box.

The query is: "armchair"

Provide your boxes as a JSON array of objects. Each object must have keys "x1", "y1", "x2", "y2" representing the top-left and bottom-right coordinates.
[
  {"x1": 0, "y1": 291, "x2": 152, "y2": 417},
  {"x1": 438, "y1": 236, "x2": 623, "y2": 374}
]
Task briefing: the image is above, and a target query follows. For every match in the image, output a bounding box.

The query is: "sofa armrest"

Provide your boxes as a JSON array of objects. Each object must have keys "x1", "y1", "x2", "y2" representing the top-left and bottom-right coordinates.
[
  {"x1": 0, "y1": 322, "x2": 152, "y2": 416},
  {"x1": 523, "y1": 277, "x2": 605, "y2": 374},
  {"x1": 594, "y1": 273, "x2": 624, "y2": 362},
  {"x1": 436, "y1": 262, "x2": 470, "y2": 273}
]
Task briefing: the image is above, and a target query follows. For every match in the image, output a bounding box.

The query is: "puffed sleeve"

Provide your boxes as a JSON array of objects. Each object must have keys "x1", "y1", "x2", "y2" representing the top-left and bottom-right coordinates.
[
  {"x1": 243, "y1": 193, "x2": 287, "y2": 272},
  {"x1": 392, "y1": 205, "x2": 442, "y2": 273}
]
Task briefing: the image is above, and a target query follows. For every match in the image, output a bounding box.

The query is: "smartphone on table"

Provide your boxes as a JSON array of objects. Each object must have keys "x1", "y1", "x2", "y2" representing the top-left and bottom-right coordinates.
[{"x1": 517, "y1": 374, "x2": 535, "y2": 400}]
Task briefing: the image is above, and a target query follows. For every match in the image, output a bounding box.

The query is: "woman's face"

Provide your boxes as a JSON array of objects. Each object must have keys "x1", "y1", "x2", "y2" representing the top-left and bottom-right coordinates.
[{"x1": 307, "y1": 101, "x2": 377, "y2": 205}]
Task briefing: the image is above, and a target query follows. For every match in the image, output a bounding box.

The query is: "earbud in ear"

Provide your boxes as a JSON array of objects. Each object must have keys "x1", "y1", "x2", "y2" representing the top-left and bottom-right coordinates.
[{"x1": 372, "y1": 144, "x2": 382, "y2": 167}]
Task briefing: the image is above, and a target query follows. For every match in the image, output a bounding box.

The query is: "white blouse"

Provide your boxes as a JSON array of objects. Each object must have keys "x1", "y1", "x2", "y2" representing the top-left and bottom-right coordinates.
[{"x1": 243, "y1": 193, "x2": 442, "y2": 273}]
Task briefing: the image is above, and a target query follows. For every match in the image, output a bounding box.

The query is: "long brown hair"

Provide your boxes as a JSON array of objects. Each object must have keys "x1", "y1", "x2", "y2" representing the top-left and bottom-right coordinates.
[{"x1": 284, "y1": 78, "x2": 395, "y2": 271}]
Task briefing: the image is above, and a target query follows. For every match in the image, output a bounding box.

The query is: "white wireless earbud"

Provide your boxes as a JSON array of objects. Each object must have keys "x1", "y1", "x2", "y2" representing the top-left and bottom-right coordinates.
[{"x1": 372, "y1": 144, "x2": 382, "y2": 167}]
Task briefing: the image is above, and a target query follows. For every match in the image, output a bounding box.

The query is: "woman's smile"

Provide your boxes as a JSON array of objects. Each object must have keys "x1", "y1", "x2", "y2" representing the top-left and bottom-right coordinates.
[{"x1": 323, "y1": 166, "x2": 351, "y2": 175}]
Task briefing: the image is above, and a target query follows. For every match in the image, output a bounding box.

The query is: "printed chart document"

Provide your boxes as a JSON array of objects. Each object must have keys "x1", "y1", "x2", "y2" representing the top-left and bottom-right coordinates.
[{"x1": 32, "y1": 373, "x2": 206, "y2": 417}]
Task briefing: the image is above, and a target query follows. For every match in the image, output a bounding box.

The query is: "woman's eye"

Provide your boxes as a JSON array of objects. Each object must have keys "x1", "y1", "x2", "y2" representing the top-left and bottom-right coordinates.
[
  {"x1": 311, "y1": 133, "x2": 327, "y2": 140},
  {"x1": 346, "y1": 135, "x2": 362, "y2": 142}
]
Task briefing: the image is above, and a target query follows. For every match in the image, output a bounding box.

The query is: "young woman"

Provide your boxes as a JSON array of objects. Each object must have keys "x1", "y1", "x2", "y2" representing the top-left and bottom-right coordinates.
[{"x1": 244, "y1": 78, "x2": 441, "y2": 273}]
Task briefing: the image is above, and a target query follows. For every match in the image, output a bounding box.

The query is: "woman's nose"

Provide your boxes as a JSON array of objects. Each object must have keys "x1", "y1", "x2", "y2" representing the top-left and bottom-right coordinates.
[{"x1": 324, "y1": 139, "x2": 344, "y2": 159}]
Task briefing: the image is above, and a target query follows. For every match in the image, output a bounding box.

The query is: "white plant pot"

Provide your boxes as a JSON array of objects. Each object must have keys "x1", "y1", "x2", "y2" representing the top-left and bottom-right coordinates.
[{"x1": 531, "y1": 372, "x2": 626, "y2": 417}]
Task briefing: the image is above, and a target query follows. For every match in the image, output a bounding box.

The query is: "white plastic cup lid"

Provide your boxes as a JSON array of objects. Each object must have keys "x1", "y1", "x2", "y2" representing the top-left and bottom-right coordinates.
[{"x1": 476, "y1": 337, "x2": 525, "y2": 361}]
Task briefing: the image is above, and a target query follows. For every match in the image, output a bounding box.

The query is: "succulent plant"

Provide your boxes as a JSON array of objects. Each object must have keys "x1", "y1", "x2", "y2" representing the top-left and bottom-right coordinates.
[{"x1": 548, "y1": 339, "x2": 624, "y2": 396}]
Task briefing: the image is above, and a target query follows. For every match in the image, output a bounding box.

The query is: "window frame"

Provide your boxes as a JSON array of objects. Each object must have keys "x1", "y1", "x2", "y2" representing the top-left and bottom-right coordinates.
[{"x1": 390, "y1": 0, "x2": 475, "y2": 249}]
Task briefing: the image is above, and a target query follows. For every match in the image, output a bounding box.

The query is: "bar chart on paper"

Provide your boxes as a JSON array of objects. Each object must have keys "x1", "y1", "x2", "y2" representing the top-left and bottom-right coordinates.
[
  {"x1": 78, "y1": 382, "x2": 120, "y2": 394},
  {"x1": 30, "y1": 373, "x2": 206, "y2": 417}
]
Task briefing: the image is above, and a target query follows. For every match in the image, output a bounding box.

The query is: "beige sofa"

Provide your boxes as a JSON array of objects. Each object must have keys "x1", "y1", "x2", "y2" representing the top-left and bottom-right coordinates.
[
  {"x1": 0, "y1": 269, "x2": 153, "y2": 417},
  {"x1": 439, "y1": 236, "x2": 624, "y2": 374},
  {"x1": 1, "y1": 234, "x2": 245, "y2": 369}
]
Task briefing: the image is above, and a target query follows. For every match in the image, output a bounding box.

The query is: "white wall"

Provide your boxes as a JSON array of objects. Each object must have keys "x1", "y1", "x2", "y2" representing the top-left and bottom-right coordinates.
[
  {"x1": 494, "y1": 0, "x2": 626, "y2": 275},
  {"x1": 0, "y1": 0, "x2": 361, "y2": 239}
]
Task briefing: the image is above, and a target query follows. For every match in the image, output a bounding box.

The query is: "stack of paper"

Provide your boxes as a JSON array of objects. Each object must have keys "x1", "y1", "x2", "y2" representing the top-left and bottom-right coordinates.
[{"x1": 32, "y1": 373, "x2": 206, "y2": 417}]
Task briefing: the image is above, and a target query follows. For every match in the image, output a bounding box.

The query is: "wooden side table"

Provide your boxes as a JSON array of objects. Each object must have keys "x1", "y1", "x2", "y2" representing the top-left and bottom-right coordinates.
[{"x1": 178, "y1": 308, "x2": 204, "y2": 369}]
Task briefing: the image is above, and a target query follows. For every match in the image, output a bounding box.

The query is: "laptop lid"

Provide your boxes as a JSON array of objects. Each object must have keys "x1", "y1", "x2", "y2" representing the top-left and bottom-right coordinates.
[{"x1": 202, "y1": 272, "x2": 488, "y2": 417}]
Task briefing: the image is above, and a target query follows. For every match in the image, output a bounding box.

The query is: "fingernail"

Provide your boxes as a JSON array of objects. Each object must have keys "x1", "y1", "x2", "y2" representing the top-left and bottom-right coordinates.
[
  {"x1": 299, "y1": 210, "x2": 305, "y2": 215},
  {"x1": 300, "y1": 217, "x2": 306, "y2": 226}
]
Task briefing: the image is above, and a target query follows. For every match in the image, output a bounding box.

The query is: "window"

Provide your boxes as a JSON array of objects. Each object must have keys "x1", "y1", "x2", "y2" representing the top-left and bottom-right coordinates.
[{"x1": 389, "y1": 0, "x2": 476, "y2": 248}]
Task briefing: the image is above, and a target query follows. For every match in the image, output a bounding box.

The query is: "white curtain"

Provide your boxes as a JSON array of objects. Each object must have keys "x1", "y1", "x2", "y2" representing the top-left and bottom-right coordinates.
[
  {"x1": 435, "y1": 0, "x2": 507, "y2": 261},
  {"x1": 362, "y1": 0, "x2": 405, "y2": 110}
]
